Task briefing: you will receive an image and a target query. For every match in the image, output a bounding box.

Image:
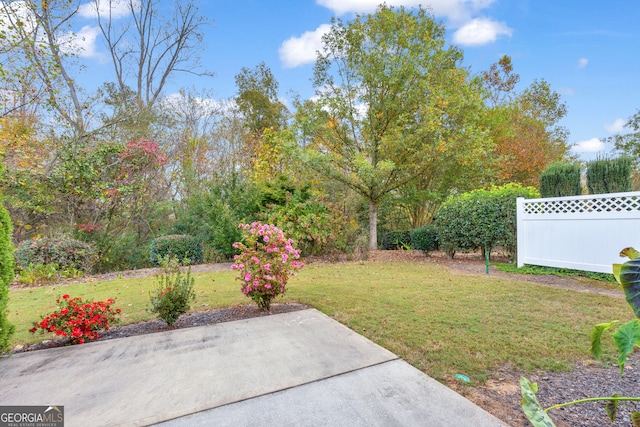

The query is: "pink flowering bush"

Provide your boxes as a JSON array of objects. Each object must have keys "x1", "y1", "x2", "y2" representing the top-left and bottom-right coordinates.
[{"x1": 232, "y1": 222, "x2": 303, "y2": 311}]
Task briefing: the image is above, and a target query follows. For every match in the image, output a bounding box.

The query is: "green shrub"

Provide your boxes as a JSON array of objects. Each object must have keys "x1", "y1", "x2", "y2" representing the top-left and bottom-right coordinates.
[
  {"x1": 92, "y1": 231, "x2": 152, "y2": 273},
  {"x1": 149, "y1": 256, "x2": 196, "y2": 325},
  {"x1": 0, "y1": 198, "x2": 15, "y2": 352},
  {"x1": 410, "y1": 225, "x2": 439, "y2": 254},
  {"x1": 260, "y1": 199, "x2": 356, "y2": 256},
  {"x1": 173, "y1": 180, "x2": 259, "y2": 260},
  {"x1": 17, "y1": 263, "x2": 83, "y2": 286},
  {"x1": 586, "y1": 156, "x2": 633, "y2": 194},
  {"x1": 149, "y1": 235, "x2": 203, "y2": 266},
  {"x1": 14, "y1": 236, "x2": 96, "y2": 273},
  {"x1": 539, "y1": 162, "x2": 582, "y2": 197},
  {"x1": 435, "y1": 183, "x2": 540, "y2": 260},
  {"x1": 380, "y1": 230, "x2": 412, "y2": 250}
]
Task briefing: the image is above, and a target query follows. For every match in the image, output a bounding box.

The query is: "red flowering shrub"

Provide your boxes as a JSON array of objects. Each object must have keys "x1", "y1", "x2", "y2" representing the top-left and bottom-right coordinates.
[{"x1": 29, "y1": 295, "x2": 121, "y2": 344}]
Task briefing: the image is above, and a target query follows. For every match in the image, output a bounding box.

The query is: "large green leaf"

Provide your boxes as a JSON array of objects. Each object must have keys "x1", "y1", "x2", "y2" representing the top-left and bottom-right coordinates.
[
  {"x1": 612, "y1": 319, "x2": 640, "y2": 376},
  {"x1": 520, "y1": 377, "x2": 556, "y2": 427},
  {"x1": 591, "y1": 321, "x2": 619, "y2": 361},
  {"x1": 617, "y1": 248, "x2": 640, "y2": 318}
]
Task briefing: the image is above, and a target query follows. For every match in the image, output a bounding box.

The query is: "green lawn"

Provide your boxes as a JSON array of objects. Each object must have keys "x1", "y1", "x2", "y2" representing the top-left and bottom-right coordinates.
[{"x1": 7, "y1": 260, "x2": 632, "y2": 384}]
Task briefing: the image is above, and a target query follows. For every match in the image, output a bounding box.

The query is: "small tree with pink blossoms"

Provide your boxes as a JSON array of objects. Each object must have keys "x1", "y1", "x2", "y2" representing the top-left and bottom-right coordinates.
[{"x1": 232, "y1": 222, "x2": 303, "y2": 311}]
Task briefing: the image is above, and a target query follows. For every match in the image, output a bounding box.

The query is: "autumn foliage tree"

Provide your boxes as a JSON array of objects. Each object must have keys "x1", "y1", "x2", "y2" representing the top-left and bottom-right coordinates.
[
  {"x1": 299, "y1": 5, "x2": 491, "y2": 249},
  {"x1": 0, "y1": 114, "x2": 55, "y2": 240},
  {"x1": 483, "y1": 56, "x2": 569, "y2": 186}
]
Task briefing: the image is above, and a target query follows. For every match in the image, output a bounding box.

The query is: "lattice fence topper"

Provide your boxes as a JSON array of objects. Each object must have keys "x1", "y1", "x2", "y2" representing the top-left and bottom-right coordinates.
[
  {"x1": 523, "y1": 194, "x2": 640, "y2": 215},
  {"x1": 517, "y1": 191, "x2": 640, "y2": 273}
]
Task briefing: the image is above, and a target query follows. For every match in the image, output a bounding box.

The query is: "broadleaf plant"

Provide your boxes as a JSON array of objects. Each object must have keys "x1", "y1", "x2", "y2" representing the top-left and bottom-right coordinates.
[
  {"x1": 522, "y1": 247, "x2": 640, "y2": 426},
  {"x1": 615, "y1": 247, "x2": 640, "y2": 318},
  {"x1": 519, "y1": 377, "x2": 555, "y2": 427}
]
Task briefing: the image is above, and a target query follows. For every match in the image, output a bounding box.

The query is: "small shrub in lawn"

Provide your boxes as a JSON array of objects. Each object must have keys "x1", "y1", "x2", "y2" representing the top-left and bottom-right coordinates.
[
  {"x1": 149, "y1": 235, "x2": 203, "y2": 266},
  {"x1": 149, "y1": 256, "x2": 196, "y2": 326},
  {"x1": 29, "y1": 294, "x2": 121, "y2": 344},
  {"x1": 410, "y1": 225, "x2": 438, "y2": 254},
  {"x1": 14, "y1": 236, "x2": 96, "y2": 273},
  {"x1": 232, "y1": 222, "x2": 303, "y2": 311}
]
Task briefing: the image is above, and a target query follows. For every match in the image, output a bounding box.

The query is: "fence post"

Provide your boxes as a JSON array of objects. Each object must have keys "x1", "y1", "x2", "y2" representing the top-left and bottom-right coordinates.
[{"x1": 516, "y1": 197, "x2": 524, "y2": 268}]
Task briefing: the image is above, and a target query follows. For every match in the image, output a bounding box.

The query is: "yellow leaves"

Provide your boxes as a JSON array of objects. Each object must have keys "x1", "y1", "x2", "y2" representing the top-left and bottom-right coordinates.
[{"x1": 326, "y1": 117, "x2": 340, "y2": 129}]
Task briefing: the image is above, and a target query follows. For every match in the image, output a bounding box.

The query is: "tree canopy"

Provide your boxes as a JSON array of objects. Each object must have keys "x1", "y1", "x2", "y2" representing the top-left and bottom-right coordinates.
[{"x1": 298, "y1": 5, "x2": 492, "y2": 249}]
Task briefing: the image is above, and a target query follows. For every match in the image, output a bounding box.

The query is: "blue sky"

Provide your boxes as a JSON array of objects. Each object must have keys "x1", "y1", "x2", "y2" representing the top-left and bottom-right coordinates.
[{"x1": 52, "y1": 1, "x2": 640, "y2": 160}]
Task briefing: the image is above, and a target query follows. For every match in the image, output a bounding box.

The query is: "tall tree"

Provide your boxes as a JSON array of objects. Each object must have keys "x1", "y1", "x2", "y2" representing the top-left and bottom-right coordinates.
[
  {"x1": 0, "y1": 0, "x2": 93, "y2": 137},
  {"x1": 607, "y1": 109, "x2": 640, "y2": 164},
  {"x1": 298, "y1": 5, "x2": 491, "y2": 250},
  {"x1": 235, "y1": 62, "x2": 288, "y2": 134},
  {"x1": 482, "y1": 54, "x2": 520, "y2": 107},
  {"x1": 482, "y1": 56, "x2": 569, "y2": 186},
  {"x1": 94, "y1": 0, "x2": 211, "y2": 109},
  {"x1": 234, "y1": 62, "x2": 289, "y2": 183}
]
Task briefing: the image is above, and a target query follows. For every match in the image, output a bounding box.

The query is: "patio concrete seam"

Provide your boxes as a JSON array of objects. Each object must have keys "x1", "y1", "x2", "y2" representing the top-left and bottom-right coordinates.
[{"x1": 152, "y1": 356, "x2": 402, "y2": 426}]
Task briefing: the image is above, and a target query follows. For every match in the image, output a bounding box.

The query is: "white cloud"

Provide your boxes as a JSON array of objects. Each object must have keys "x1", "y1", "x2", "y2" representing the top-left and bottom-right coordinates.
[
  {"x1": 452, "y1": 17, "x2": 512, "y2": 46},
  {"x1": 0, "y1": 1, "x2": 37, "y2": 36},
  {"x1": 279, "y1": 24, "x2": 331, "y2": 68},
  {"x1": 0, "y1": 3, "x2": 101, "y2": 59},
  {"x1": 571, "y1": 138, "x2": 604, "y2": 153},
  {"x1": 79, "y1": 0, "x2": 134, "y2": 19},
  {"x1": 577, "y1": 57, "x2": 588, "y2": 68},
  {"x1": 162, "y1": 92, "x2": 222, "y2": 116},
  {"x1": 605, "y1": 118, "x2": 625, "y2": 133},
  {"x1": 58, "y1": 25, "x2": 101, "y2": 58}
]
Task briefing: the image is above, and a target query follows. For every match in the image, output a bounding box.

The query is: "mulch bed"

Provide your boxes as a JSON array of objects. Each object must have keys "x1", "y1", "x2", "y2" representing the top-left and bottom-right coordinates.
[{"x1": 11, "y1": 303, "x2": 310, "y2": 354}]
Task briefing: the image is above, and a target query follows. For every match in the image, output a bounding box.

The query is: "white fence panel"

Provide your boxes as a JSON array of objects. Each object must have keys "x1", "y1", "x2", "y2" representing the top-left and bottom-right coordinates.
[{"x1": 517, "y1": 192, "x2": 640, "y2": 274}]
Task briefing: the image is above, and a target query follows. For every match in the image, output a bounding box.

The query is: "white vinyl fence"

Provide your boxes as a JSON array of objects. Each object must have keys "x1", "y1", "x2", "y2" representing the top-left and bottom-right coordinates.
[{"x1": 516, "y1": 191, "x2": 640, "y2": 274}]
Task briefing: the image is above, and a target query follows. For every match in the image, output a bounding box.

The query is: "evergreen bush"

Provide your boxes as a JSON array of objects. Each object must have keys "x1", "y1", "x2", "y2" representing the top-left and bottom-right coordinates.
[
  {"x1": 539, "y1": 162, "x2": 582, "y2": 197},
  {"x1": 149, "y1": 235, "x2": 203, "y2": 266},
  {"x1": 380, "y1": 230, "x2": 412, "y2": 250},
  {"x1": 0, "y1": 198, "x2": 15, "y2": 352},
  {"x1": 586, "y1": 156, "x2": 633, "y2": 194},
  {"x1": 410, "y1": 225, "x2": 439, "y2": 254},
  {"x1": 435, "y1": 183, "x2": 540, "y2": 260},
  {"x1": 173, "y1": 180, "x2": 259, "y2": 261}
]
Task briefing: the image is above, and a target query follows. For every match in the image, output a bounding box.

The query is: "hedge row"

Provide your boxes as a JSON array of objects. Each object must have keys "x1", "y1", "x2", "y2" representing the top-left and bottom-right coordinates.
[
  {"x1": 435, "y1": 183, "x2": 539, "y2": 260},
  {"x1": 379, "y1": 225, "x2": 438, "y2": 253},
  {"x1": 380, "y1": 183, "x2": 540, "y2": 261}
]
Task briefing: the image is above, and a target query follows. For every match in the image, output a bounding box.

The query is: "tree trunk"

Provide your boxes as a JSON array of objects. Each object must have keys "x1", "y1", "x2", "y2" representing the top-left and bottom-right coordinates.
[{"x1": 369, "y1": 200, "x2": 378, "y2": 251}]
